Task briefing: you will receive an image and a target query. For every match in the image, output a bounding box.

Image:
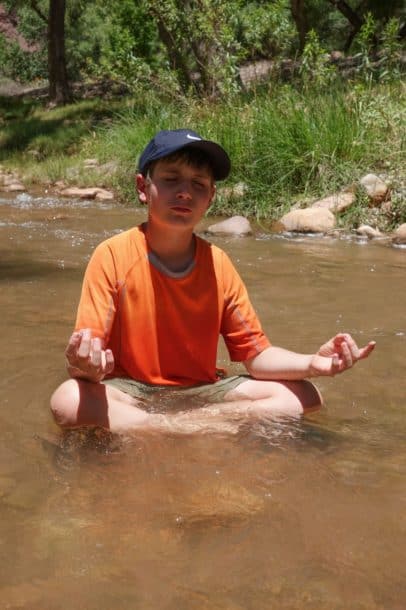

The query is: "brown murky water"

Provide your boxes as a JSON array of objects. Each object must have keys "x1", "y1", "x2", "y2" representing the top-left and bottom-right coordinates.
[{"x1": 1, "y1": 192, "x2": 405, "y2": 610}]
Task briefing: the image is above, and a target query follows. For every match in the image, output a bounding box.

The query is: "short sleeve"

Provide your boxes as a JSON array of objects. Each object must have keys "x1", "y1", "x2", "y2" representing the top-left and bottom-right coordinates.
[
  {"x1": 74, "y1": 242, "x2": 118, "y2": 344},
  {"x1": 219, "y1": 252, "x2": 270, "y2": 361}
]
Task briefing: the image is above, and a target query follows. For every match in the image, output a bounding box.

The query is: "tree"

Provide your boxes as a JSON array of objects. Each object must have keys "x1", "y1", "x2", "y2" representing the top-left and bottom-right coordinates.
[
  {"x1": 290, "y1": 0, "x2": 308, "y2": 52},
  {"x1": 147, "y1": 0, "x2": 241, "y2": 97},
  {"x1": 327, "y1": 0, "x2": 405, "y2": 51},
  {"x1": 30, "y1": 0, "x2": 71, "y2": 105},
  {"x1": 290, "y1": 0, "x2": 405, "y2": 53},
  {"x1": 327, "y1": 0, "x2": 363, "y2": 50}
]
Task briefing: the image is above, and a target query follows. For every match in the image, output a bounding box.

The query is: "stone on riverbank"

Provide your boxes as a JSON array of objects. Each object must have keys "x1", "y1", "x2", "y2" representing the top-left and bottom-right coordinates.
[
  {"x1": 310, "y1": 191, "x2": 355, "y2": 212},
  {"x1": 277, "y1": 208, "x2": 336, "y2": 233},
  {"x1": 392, "y1": 223, "x2": 406, "y2": 245},
  {"x1": 2, "y1": 182, "x2": 25, "y2": 192},
  {"x1": 206, "y1": 215, "x2": 252, "y2": 236},
  {"x1": 59, "y1": 186, "x2": 114, "y2": 201},
  {"x1": 359, "y1": 173, "x2": 389, "y2": 205},
  {"x1": 0, "y1": 167, "x2": 26, "y2": 192},
  {"x1": 356, "y1": 224, "x2": 383, "y2": 239}
]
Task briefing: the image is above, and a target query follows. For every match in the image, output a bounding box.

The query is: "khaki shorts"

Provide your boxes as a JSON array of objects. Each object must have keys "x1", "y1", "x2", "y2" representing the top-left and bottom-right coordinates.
[{"x1": 102, "y1": 375, "x2": 248, "y2": 411}]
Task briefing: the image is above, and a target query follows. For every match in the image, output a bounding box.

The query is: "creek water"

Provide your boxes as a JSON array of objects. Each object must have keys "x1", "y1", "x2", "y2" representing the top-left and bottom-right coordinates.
[{"x1": 1, "y1": 192, "x2": 405, "y2": 610}]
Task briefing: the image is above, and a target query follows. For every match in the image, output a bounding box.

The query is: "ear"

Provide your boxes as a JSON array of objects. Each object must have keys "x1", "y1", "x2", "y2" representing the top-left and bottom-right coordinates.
[
  {"x1": 207, "y1": 184, "x2": 216, "y2": 210},
  {"x1": 135, "y1": 173, "x2": 148, "y2": 204}
]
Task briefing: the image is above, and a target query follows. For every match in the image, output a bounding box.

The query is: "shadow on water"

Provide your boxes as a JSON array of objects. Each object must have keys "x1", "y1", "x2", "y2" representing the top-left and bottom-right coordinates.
[
  {"x1": 0, "y1": 257, "x2": 79, "y2": 281},
  {"x1": 0, "y1": 97, "x2": 127, "y2": 159}
]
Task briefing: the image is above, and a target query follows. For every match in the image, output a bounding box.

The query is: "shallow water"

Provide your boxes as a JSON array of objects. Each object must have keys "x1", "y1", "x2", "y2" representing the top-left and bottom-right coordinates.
[{"x1": 1, "y1": 192, "x2": 405, "y2": 610}]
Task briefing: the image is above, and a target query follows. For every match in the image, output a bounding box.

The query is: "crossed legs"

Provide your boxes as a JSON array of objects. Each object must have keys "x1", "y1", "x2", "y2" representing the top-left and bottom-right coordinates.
[{"x1": 50, "y1": 377, "x2": 323, "y2": 434}]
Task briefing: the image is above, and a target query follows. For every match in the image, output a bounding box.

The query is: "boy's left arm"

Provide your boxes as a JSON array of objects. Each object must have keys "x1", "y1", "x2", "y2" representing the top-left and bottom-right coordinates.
[{"x1": 244, "y1": 333, "x2": 376, "y2": 380}]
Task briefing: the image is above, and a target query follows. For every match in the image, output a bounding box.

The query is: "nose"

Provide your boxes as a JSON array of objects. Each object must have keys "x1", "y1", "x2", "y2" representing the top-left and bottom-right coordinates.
[{"x1": 176, "y1": 180, "x2": 193, "y2": 199}]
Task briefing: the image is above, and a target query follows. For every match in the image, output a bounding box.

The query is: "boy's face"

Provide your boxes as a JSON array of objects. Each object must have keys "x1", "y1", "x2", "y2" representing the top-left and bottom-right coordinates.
[{"x1": 136, "y1": 157, "x2": 216, "y2": 231}]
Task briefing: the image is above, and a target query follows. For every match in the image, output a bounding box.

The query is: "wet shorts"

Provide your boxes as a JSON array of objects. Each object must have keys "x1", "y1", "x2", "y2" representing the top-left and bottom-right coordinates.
[{"x1": 102, "y1": 375, "x2": 249, "y2": 411}]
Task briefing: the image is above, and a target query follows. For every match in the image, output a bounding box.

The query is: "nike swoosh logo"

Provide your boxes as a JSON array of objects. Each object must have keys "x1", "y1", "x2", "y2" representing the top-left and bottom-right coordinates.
[{"x1": 186, "y1": 134, "x2": 201, "y2": 141}]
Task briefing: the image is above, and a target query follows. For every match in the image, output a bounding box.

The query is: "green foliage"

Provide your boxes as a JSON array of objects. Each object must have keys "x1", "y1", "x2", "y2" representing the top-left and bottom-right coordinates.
[
  {"x1": 145, "y1": 0, "x2": 243, "y2": 97},
  {"x1": 1, "y1": 0, "x2": 404, "y2": 95},
  {"x1": 16, "y1": 2, "x2": 46, "y2": 43},
  {"x1": 336, "y1": 187, "x2": 371, "y2": 230},
  {"x1": 0, "y1": 1, "x2": 47, "y2": 82},
  {"x1": 353, "y1": 12, "x2": 377, "y2": 82},
  {"x1": 378, "y1": 18, "x2": 403, "y2": 82},
  {"x1": 361, "y1": 0, "x2": 405, "y2": 22},
  {"x1": 352, "y1": 13, "x2": 404, "y2": 84},
  {"x1": 311, "y1": 0, "x2": 405, "y2": 50},
  {"x1": 0, "y1": 33, "x2": 46, "y2": 82},
  {"x1": 300, "y1": 30, "x2": 337, "y2": 90},
  {"x1": 234, "y1": 0, "x2": 295, "y2": 60},
  {"x1": 388, "y1": 194, "x2": 406, "y2": 229}
]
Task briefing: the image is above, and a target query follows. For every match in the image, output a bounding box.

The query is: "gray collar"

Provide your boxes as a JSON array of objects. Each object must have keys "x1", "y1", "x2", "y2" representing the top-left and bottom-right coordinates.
[{"x1": 147, "y1": 250, "x2": 195, "y2": 278}]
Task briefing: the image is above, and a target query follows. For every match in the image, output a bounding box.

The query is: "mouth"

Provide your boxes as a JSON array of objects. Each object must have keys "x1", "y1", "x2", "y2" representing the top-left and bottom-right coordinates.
[{"x1": 170, "y1": 206, "x2": 192, "y2": 214}]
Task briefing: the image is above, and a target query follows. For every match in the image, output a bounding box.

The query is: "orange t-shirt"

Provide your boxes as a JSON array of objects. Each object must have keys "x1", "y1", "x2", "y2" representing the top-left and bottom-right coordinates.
[{"x1": 75, "y1": 225, "x2": 270, "y2": 386}]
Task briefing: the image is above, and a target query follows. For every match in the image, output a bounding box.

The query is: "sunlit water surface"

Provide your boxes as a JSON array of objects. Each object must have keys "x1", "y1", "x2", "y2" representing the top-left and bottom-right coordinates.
[{"x1": 1, "y1": 192, "x2": 405, "y2": 610}]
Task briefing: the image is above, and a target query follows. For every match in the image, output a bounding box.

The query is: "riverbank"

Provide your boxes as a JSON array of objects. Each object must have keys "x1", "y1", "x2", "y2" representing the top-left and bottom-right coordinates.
[{"x1": 0, "y1": 81, "x2": 405, "y2": 236}]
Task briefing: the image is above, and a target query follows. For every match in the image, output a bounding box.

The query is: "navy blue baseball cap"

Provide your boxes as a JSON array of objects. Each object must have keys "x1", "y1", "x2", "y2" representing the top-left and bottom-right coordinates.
[{"x1": 138, "y1": 129, "x2": 231, "y2": 181}]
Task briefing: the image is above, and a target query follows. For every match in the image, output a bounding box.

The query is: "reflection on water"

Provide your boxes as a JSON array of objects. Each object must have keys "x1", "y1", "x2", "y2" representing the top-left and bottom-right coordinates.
[{"x1": 1, "y1": 192, "x2": 405, "y2": 609}]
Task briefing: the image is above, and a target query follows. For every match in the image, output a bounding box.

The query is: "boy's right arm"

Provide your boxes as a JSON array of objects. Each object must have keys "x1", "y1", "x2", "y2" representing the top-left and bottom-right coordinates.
[{"x1": 65, "y1": 328, "x2": 114, "y2": 383}]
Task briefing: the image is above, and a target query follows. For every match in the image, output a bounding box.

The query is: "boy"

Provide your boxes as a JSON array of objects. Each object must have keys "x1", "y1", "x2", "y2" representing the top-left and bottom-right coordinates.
[{"x1": 50, "y1": 129, "x2": 375, "y2": 433}]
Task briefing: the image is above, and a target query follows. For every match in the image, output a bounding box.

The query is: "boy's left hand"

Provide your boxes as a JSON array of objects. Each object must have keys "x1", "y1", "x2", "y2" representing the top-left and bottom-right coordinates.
[{"x1": 311, "y1": 333, "x2": 376, "y2": 377}]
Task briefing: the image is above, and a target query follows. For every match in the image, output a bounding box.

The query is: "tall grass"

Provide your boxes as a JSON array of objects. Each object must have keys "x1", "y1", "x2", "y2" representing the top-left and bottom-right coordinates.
[
  {"x1": 1, "y1": 81, "x2": 404, "y2": 221},
  {"x1": 87, "y1": 82, "x2": 404, "y2": 219}
]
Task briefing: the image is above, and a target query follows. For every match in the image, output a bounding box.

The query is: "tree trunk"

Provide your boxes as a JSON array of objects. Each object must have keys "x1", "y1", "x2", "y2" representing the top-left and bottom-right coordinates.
[
  {"x1": 48, "y1": 0, "x2": 71, "y2": 105},
  {"x1": 290, "y1": 0, "x2": 308, "y2": 53},
  {"x1": 328, "y1": 0, "x2": 364, "y2": 29},
  {"x1": 154, "y1": 16, "x2": 194, "y2": 92}
]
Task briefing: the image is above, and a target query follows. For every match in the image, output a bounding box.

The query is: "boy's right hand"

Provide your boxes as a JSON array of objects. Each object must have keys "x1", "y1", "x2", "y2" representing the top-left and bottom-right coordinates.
[{"x1": 65, "y1": 328, "x2": 114, "y2": 382}]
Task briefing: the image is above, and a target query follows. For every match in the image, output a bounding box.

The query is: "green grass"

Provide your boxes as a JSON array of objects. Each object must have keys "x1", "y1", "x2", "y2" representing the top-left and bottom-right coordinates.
[{"x1": 1, "y1": 81, "x2": 404, "y2": 226}]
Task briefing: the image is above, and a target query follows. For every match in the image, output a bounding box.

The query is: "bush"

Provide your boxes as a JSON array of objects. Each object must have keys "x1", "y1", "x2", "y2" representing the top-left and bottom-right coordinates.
[{"x1": 0, "y1": 33, "x2": 46, "y2": 82}]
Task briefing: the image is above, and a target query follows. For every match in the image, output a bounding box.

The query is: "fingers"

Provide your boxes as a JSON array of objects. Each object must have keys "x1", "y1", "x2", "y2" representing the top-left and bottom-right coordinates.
[
  {"x1": 341, "y1": 334, "x2": 377, "y2": 364},
  {"x1": 77, "y1": 328, "x2": 92, "y2": 360},
  {"x1": 105, "y1": 349, "x2": 115, "y2": 374},
  {"x1": 315, "y1": 334, "x2": 375, "y2": 377},
  {"x1": 65, "y1": 331, "x2": 82, "y2": 361},
  {"x1": 340, "y1": 340, "x2": 354, "y2": 368},
  {"x1": 359, "y1": 341, "x2": 376, "y2": 360},
  {"x1": 330, "y1": 353, "x2": 341, "y2": 376},
  {"x1": 336, "y1": 335, "x2": 375, "y2": 373},
  {"x1": 340, "y1": 334, "x2": 360, "y2": 360},
  {"x1": 91, "y1": 337, "x2": 102, "y2": 368},
  {"x1": 65, "y1": 329, "x2": 114, "y2": 379}
]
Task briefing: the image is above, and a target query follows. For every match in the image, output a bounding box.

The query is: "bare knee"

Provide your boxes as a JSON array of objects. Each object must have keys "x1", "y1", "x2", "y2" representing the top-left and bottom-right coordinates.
[
  {"x1": 284, "y1": 379, "x2": 323, "y2": 414},
  {"x1": 257, "y1": 380, "x2": 323, "y2": 417},
  {"x1": 262, "y1": 379, "x2": 323, "y2": 415},
  {"x1": 50, "y1": 379, "x2": 80, "y2": 427}
]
